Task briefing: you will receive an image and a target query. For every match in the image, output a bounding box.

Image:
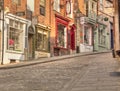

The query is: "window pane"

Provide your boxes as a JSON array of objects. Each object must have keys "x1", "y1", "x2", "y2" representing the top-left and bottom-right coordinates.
[
  {"x1": 7, "y1": 20, "x2": 24, "y2": 51},
  {"x1": 40, "y1": 5, "x2": 45, "y2": 15},
  {"x1": 12, "y1": 0, "x2": 21, "y2": 5},
  {"x1": 37, "y1": 33, "x2": 43, "y2": 50},
  {"x1": 57, "y1": 24, "x2": 66, "y2": 47},
  {"x1": 37, "y1": 30, "x2": 48, "y2": 51},
  {"x1": 8, "y1": 27, "x2": 23, "y2": 51},
  {"x1": 40, "y1": 0, "x2": 45, "y2": 6},
  {"x1": 20, "y1": 23, "x2": 23, "y2": 30},
  {"x1": 9, "y1": 19, "x2": 14, "y2": 27},
  {"x1": 14, "y1": 21, "x2": 19, "y2": 28},
  {"x1": 84, "y1": 27, "x2": 89, "y2": 44},
  {"x1": 54, "y1": 0, "x2": 60, "y2": 12}
]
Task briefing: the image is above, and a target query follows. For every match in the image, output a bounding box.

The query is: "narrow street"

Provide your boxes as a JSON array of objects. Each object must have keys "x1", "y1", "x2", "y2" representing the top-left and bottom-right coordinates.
[{"x1": 0, "y1": 53, "x2": 120, "y2": 91}]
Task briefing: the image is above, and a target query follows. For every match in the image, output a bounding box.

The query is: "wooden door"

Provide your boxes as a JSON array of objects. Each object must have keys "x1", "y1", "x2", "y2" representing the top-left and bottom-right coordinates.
[{"x1": 28, "y1": 34, "x2": 33, "y2": 59}]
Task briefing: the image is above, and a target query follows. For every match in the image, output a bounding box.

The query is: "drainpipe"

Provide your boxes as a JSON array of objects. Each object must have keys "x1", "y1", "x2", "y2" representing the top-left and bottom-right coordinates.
[{"x1": 1, "y1": 0, "x2": 4, "y2": 65}]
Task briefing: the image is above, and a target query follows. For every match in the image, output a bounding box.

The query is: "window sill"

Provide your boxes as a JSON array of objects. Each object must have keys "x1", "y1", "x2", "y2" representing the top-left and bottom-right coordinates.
[
  {"x1": 6, "y1": 50, "x2": 23, "y2": 54},
  {"x1": 98, "y1": 44, "x2": 106, "y2": 48}
]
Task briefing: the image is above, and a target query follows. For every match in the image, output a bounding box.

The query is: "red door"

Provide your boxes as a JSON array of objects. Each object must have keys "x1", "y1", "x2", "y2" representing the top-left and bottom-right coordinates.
[{"x1": 70, "y1": 30, "x2": 75, "y2": 50}]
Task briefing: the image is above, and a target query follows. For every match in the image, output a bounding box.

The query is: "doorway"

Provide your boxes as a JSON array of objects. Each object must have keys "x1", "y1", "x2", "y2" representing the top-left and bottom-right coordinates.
[
  {"x1": 28, "y1": 34, "x2": 34, "y2": 59},
  {"x1": 70, "y1": 29, "x2": 75, "y2": 50},
  {"x1": 28, "y1": 26, "x2": 34, "y2": 60}
]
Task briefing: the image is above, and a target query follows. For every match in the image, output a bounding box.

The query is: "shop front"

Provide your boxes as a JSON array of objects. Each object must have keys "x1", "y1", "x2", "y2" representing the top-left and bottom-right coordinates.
[
  {"x1": 35, "y1": 24, "x2": 50, "y2": 58},
  {"x1": 3, "y1": 14, "x2": 31, "y2": 64},
  {"x1": 80, "y1": 24, "x2": 93, "y2": 52},
  {"x1": 54, "y1": 15, "x2": 75, "y2": 56},
  {"x1": 80, "y1": 17, "x2": 94, "y2": 52},
  {"x1": 94, "y1": 14, "x2": 111, "y2": 52}
]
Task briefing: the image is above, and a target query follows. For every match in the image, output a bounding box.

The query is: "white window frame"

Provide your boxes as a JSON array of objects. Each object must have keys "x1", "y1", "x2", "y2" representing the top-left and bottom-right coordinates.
[
  {"x1": 7, "y1": 19, "x2": 24, "y2": 52},
  {"x1": 53, "y1": 0, "x2": 60, "y2": 12}
]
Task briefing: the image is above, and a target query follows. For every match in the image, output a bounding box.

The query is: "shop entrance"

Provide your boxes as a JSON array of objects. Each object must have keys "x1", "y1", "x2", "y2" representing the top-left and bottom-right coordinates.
[
  {"x1": 70, "y1": 29, "x2": 75, "y2": 50},
  {"x1": 28, "y1": 26, "x2": 34, "y2": 60}
]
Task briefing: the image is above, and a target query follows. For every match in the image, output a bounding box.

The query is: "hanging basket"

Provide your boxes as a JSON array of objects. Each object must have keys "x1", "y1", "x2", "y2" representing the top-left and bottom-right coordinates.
[{"x1": 104, "y1": 17, "x2": 109, "y2": 21}]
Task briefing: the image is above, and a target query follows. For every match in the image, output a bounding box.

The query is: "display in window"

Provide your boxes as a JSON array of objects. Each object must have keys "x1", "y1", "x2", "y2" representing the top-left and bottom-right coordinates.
[
  {"x1": 7, "y1": 20, "x2": 24, "y2": 51},
  {"x1": 37, "y1": 30, "x2": 48, "y2": 51},
  {"x1": 57, "y1": 24, "x2": 67, "y2": 48},
  {"x1": 84, "y1": 27, "x2": 89, "y2": 44}
]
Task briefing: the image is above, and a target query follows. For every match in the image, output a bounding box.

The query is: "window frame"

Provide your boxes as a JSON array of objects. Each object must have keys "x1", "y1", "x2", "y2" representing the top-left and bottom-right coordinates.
[
  {"x1": 36, "y1": 28, "x2": 49, "y2": 52},
  {"x1": 7, "y1": 19, "x2": 24, "y2": 52},
  {"x1": 12, "y1": 0, "x2": 21, "y2": 5},
  {"x1": 40, "y1": 0, "x2": 46, "y2": 16},
  {"x1": 53, "y1": 0, "x2": 60, "y2": 12}
]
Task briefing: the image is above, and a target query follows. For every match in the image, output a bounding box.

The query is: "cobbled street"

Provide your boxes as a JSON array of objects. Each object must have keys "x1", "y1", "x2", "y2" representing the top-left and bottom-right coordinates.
[{"x1": 0, "y1": 53, "x2": 120, "y2": 91}]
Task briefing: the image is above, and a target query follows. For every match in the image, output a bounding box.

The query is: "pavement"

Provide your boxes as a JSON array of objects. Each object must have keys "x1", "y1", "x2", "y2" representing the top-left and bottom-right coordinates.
[{"x1": 0, "y1": 50, "x2": 112, "y2": 69}]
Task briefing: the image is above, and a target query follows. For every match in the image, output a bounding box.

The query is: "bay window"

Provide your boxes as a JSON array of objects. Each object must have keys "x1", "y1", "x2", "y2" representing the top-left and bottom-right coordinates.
[{"x1": 7, "y1": 19, "x2": 24, "y2": 51}]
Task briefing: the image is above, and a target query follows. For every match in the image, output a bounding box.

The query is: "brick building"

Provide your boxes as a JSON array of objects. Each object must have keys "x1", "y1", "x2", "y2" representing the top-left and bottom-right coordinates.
[
  {"x1": 0, "y1": 0, "x2": 34, "y2": 64},
  {"x1": 0, "y1": 0, "x2": 79, "y2": 64}
]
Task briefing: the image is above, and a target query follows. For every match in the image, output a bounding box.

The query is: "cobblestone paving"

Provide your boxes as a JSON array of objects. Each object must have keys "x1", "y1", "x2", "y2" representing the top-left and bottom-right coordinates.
[{"x1": 0, "y1": 53, "x2": 120, "y2": 91}]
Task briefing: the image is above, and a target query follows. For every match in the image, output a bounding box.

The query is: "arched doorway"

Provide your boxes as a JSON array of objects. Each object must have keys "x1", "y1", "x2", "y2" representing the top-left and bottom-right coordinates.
[{"x1": 28, "y1": 26, "x2": 35, "y2": 60}]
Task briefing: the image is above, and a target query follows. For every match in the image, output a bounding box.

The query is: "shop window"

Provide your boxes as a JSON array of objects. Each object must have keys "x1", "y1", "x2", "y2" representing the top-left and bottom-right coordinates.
[
  {"x1": 57, "y1": 24, "x2": 67, "y2": 48},
  {"x1": 40, "y1": 0, "x2": 46, "y2": 16},
  {"x1": 84, "y1": 27, "x2": 90, "y2": 45},
  {"x1": 98, "y1": 28, "x2": 106, "y2": 45},
  {"x1": 7, "y1": 20, "x2": 24, "y2": 51},
  {"x1": 37, "y1": 29, "x2": 48, "y2": 51}
]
